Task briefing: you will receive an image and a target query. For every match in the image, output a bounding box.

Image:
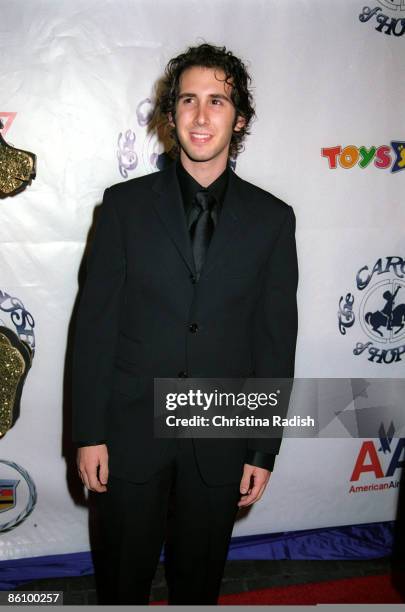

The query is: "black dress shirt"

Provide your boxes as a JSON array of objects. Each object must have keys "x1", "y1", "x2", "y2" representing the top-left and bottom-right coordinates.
[
  {"x1": 176, "y1": 158, "x2": 228, "y2": 226},
  {"x1": 77, "y1": 160, "x2": 276, "y2": 472}
]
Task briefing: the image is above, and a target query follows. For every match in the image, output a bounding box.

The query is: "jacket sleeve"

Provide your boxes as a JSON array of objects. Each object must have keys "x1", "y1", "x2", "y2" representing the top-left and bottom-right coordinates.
[
  {"x1": 246, "y1": 204, "x2": 298, "y2": 463},
  {"x1": 72, "y1": 188, "x2": 126, "y2": 443}
]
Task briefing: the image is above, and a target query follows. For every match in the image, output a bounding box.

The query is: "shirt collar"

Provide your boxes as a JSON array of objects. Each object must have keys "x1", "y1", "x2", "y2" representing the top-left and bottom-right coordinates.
[{"x1": 176, "y1": 158, "x2": 229, "y2": 213}]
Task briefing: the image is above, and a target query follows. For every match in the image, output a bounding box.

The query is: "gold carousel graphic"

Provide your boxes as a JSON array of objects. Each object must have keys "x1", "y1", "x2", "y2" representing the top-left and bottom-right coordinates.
[
  {"x1": 0, "y1": 291, "x2": 35, "y2": 438},
  {"x1": 0, "y1": 118, "x2": 36, "y2": 198}
]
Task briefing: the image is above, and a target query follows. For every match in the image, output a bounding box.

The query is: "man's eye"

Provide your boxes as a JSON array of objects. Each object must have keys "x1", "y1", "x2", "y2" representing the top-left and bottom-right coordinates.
[
  {"x1": 211, "y1": 99, "x2": 222, "y2": 105},
  {"x1": 183, "y1": 98, "x2": 193, "y2": 104}
]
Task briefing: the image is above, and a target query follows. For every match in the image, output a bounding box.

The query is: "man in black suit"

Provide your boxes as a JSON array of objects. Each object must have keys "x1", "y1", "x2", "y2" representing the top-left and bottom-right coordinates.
[{"x1": 72, "y1": 43, "x2": 298, "y2": 604}]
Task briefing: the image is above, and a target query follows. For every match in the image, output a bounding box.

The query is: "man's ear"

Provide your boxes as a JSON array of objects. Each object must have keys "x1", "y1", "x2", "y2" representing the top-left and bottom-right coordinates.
[
  {"x1": 168, "y1": 112, "x2": 175, "y2": 127},
  {"x1": 233, "y1": 115, "x2": 246, "y2": 133}
]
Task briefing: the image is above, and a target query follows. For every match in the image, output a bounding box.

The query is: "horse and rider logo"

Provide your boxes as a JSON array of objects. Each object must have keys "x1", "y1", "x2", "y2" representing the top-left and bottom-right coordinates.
[
  {"x1": 338, "y1": 257, "x2": 405, "y2": 364},
  {"x1": 363, "y1": 284, "x2": 405, "y2": 339}
]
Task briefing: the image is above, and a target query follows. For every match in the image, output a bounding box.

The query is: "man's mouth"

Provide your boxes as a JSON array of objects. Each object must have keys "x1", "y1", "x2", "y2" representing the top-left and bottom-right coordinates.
[{"x1": 189, "y1": 132, "x2": 213, "y2": 144}]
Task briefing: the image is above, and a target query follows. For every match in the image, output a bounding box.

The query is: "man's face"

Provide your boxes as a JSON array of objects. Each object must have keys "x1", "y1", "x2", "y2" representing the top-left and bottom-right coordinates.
[{"x1": 169, "y1": 65, "x2": 245, "y2": 167}]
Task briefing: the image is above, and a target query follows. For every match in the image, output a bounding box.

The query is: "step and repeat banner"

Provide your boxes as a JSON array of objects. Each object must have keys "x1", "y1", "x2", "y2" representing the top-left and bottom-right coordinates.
[{"x1": 0, "y1": 0, "x2": 404, "y2": 561}]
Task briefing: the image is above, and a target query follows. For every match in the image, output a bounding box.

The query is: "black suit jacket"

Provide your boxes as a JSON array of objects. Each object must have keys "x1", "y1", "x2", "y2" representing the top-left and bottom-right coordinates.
[{"x1": 72, "y1": 161, "x2": 298, "y2": 485}]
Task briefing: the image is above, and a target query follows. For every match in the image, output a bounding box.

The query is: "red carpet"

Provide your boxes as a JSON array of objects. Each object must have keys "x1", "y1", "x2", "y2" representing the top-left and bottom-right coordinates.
[
  {"x1": 218, "y1": 573, "x2": 405, "y2": 605},
  {"x1": 152, "y1": 573, "x2": 405, "y2": 605}
]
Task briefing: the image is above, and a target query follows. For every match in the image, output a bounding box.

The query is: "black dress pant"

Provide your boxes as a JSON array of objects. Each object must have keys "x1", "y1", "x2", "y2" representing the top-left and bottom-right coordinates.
[{"x1": 97, "y1": 437, "x2": 241, "y2": 605}]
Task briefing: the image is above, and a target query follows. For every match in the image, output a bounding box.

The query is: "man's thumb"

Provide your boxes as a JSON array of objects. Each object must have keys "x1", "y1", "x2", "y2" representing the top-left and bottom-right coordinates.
[
  {"x1": 99, "y1": 461, "x2": 109, "y2": 486},
  {"x1": 240, "y1": 471, "x2": 251, "y2": 494}
]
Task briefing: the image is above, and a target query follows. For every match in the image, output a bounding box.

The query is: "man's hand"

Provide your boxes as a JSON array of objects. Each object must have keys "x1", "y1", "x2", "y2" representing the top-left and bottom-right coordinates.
[
  {"x1": 77, "y1": 444, "x2": 109, "y2": 493},
  {"x1": 238, "y1": 463, "x2": 271, "y2": 508}
]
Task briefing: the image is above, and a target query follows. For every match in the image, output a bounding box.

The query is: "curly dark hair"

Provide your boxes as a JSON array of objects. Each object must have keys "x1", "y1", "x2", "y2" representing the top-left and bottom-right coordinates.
[{"x1": 158, "y1": 42, "x2": 256, "y2": 158}]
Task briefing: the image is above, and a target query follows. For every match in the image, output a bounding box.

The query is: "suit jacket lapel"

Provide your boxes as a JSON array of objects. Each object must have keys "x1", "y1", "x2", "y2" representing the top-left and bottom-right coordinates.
[{"x1": 151, "y1": 162, "x2": 196, "y2": 275}]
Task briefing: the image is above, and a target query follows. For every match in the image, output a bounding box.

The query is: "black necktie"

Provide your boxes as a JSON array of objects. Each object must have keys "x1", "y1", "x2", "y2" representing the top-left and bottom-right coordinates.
[{"x1": 189, "y1": 190, "x2": 217, "y2": 278}]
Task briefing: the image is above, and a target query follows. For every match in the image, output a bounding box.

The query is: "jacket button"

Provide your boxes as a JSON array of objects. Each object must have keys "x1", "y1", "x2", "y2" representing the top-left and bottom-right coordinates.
[
  {"x1": 178, "y1": 370, "x2": 188, "y2": 378},
  {"x1": 189, "y1": 323, "x2": 199, "y2": 333},
  {"x1": 190, "y1": 274, "x2": 197, "y2": 284}
]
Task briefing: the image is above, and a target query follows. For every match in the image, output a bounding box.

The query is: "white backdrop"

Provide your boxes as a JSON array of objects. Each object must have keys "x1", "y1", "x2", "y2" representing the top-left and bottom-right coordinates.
[{"x1": 0, "y1": 0, "x2": 404, "y2": 561}]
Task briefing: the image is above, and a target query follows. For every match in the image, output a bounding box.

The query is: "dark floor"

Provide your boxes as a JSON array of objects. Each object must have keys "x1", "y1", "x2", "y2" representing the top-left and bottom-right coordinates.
[{"x1": 14, "y1": 557, "x2": 404, "y2": 605}]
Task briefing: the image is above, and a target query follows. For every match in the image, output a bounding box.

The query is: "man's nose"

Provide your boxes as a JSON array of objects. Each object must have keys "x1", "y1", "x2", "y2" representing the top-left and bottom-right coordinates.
[{"x1": 194, "y1": 103, "x2": 209, "y2": 126}]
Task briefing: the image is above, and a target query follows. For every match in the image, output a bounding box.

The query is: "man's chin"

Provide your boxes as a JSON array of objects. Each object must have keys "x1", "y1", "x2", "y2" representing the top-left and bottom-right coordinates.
[{"x1": 181, "y1": 147, "x2": 216, "y2": 163}]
